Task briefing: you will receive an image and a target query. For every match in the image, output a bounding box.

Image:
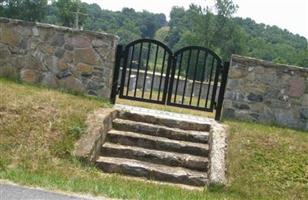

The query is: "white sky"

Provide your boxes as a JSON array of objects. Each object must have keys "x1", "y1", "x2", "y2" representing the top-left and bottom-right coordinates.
[{"x1": 83, "y1": 0, "x2": 308, "y2": 39}]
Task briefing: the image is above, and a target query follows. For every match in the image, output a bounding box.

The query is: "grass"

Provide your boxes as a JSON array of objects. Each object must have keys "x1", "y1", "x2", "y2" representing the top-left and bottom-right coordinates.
[{"x1": 0, "y1": 78, "x2": 307, "y2": 200}]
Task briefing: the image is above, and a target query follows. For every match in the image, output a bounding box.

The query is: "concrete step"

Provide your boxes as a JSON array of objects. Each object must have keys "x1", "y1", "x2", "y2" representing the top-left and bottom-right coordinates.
[
  {"x1": 118, "y1": 111, "x2": 210, "y2": 131},
  {"x1": 101, "y1": 142, "x2": 208, "y2": 171},
  {"x1": 96, "y1": 156, "x2": 208, "y2": 187},
  {"x1": 112, "y1": 119, "x2": 209, "y2": 143},
  {"x1": 106, "y1": 130, "x2": 209, "y2": 157}
]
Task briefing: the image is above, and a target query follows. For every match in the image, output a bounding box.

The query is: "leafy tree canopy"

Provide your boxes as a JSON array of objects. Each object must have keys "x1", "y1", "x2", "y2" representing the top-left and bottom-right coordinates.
[{"x1": 0, "y1": 0, "x2": 307, "y2": 67}]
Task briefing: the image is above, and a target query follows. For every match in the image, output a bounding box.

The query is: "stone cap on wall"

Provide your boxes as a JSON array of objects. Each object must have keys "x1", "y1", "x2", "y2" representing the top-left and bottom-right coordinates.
[
  {"x1": 231, "y1": 54, "x2": 308, "y2": 72},
  {"x1": 0, "y1": 17, "x2": 119, "y2": 41}
]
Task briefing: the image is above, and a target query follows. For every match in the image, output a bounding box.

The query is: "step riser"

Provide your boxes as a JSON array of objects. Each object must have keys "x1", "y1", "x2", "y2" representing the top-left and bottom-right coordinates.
[
  {"x1": 101, "y1": 146, "x2": 208, "y2": 171},
  {"x1": 106, "y1": 134, "x2": 209, "y2": 157},
  {"x1": 113, "y1": 121, "x2": 209, "y2": 143},
  {"x1": 96, "y1": 161, "x2": 208, "y2": 187},
  {"x1": 118, "y1": 112, "x2": 210, "y2": 132}
]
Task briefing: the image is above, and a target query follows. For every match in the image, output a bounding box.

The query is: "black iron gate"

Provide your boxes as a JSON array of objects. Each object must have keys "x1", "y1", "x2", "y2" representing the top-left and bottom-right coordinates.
[{"x1": 110, "y1": 39, "x2": 229, "y2": 120}]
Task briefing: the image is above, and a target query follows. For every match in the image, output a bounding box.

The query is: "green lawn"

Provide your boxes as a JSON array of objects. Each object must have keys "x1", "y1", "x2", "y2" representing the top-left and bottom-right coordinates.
[{"x1": 0, "y1": 78, "x2": 307, "y2": 200}]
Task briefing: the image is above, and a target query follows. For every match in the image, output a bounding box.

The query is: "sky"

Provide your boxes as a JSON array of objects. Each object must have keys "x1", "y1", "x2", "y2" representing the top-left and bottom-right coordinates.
[{"x1": 83, "y1": 0, "x2": 308, "y2": 39}]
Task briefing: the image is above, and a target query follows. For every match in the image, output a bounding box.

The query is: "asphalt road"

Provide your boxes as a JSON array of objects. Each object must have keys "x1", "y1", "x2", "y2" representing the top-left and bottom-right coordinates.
[{"x1": 0, "y1": 183, "x2": 106, "y2": 200}]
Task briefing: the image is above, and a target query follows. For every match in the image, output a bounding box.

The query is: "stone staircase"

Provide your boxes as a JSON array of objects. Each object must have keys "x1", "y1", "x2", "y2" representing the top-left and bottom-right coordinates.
[{"x1": 96, "y1": 108, "x2": 213, "y2": 187}]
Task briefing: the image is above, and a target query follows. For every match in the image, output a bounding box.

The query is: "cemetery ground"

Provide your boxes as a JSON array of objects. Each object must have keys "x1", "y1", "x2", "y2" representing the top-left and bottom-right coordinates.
[{"x1": 0, "y1": 78, "x2": 307, "y2": 200}]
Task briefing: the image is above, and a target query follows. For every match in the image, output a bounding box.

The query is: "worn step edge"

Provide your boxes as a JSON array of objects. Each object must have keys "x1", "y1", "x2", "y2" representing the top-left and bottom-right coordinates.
[
  {"x1": 106, "y1": 130, "x2": 209, "y2": 156},
  {"x1": 118, "y1": 111, "x2": 211, "y2": 131},
  {"x1": 96, "y1": 156, "x2": 208, "y2": 187},
  {"x1": 113, "y1": 118, "x2": 209, "y2": 143},
  {"x1": 101, "y1": 142, "x2": 209, "y2": 171}
]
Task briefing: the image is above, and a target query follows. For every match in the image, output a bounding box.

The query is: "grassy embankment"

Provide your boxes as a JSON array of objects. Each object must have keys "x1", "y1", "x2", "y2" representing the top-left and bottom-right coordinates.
[{"x1": 0, "y1": 78, "x2": 307, "y2": 199}]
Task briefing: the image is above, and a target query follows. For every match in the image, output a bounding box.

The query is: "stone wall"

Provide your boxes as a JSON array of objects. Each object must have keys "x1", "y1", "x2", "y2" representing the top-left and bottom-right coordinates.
[
  {"x1": 0, "y1": 17, "x2": 118, "y2": 98},
  {"x1": 223, "y1": 55, "x2": 308, "y2": 130}
]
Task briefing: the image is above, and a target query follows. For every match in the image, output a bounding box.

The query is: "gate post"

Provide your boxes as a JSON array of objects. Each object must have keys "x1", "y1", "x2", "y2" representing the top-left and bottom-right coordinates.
[
  {"x1": 110, "y1": 44, "x2": 123, "y2": 104},
  {"x1": 215, "y1": 61, "x2": 230, "y2": 121}
]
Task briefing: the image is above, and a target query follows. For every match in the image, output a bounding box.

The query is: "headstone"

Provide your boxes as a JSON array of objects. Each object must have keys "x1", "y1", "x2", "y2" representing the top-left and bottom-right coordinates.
[
  {"x1": 145, "y1": 76, "x2": 151, "y2": 91},
  {"x1": 129, "y1": 75, "x2": 136, "y2": 91}
]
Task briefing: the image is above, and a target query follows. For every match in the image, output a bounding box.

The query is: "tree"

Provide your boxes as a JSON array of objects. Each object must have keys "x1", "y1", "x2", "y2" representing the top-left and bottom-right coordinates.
[
  {"x1": 0, "y1": 0, "x2": 48, "y2": 21},
  {"x1": 38, "y1": 0, "x2": 308, "y2": 68},
  {"x1": 167, "y1": 0, "x2": 245, "y2": 60},
  {"x1": 115, "y1": 20, "x2": 141, "y2": 44},
  {"x1": 155, "y1": 26, "x2": 170, "y2": 42},
  {"x1": 55, "y1": 0, "x2": 87, "y2": 28}
]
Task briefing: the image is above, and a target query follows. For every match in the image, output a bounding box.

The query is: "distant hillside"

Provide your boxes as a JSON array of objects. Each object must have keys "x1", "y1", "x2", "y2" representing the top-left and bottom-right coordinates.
[
  {"x1": 2, "y1": 1, "x2": 306, "y2": 67},
  {"x1": 72, "y1": 4, "x2": 307, "y2": 67},
  {"x1": 233, "y1": 17, "x2": 307, "y2": 67}
]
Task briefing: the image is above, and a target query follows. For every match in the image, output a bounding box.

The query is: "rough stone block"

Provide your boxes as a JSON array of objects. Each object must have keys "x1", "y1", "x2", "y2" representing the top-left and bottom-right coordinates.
[
  {"x1": 58, "y1": 76, "x2": 85, "y2": 92},
  {"x1": 247, "y1": 93, "x2": 263, "y2": 102},
  {"x1": 32, "y1": 26, "x2": 39, "y2": 36},
  {"x1": 0, "y1": 26, "x2": 21, "y2": 46},
  {"x1": 41, "y1": 73, "x2": 58, "y2": 88},
  {"x1": 300, "y1": 108, "x2": 308, "y2": 120},
  {"x1": 20, "y1": 69, "x2": 39, "y2": 83},
  {"x1": 76, "y1": 63, "x2": 93, "y2": 76},
  {"x1": 92, "y1": 39, "x2": 110, "y2": 48},
  {"x1": 232, "y1": 102, "x2": 250, "y2": 110},
  {"x1": 0, "y1": 65, "x2": 19, "y2": 79},
  {"x1": 273, "y1": 109, "x2": 298, "y2": 127},
  {"x1": 302, "y1": 94, "x2": 308, "y2": 106},
  {"x1": 56, "y1": 69, "x2": 72, "y2": 79},
  {"x1": 54, "y1": 48, "x2": 65, "y2": 58},
  {"x1": 51, "y1": 33, "x2": 65, "y2": 47},
  {"x1": 228, "y1": 66, "x2": 247, "y2": 79},
  {"x1": 64, "y1": 44, "x2": 74, "y2": 51},
  {"x1": 0, "y1": 46, "x2": 10, "y2": 59},
  {"x1": 57, "y1": 59, "x2": 69, "y2": 70},
  {"x1": 288, "y1": 78, "x2": 305, "y2": 97},
  {"x1": 67, "y1": 35, "x2": 91, "y2": 48},
  {"x1": 74, "y1": 48, "x2": 100, "y2": 65},
  {"x1": 222, "y1": 108, "x2": 235, "y2": 118}
]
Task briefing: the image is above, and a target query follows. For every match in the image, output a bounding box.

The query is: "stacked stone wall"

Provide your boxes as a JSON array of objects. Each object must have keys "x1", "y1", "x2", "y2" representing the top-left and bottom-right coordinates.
[
  {"x1": 223, "y1": 55, "x2": 308, "y2": 130},
  {"x1": 0, "y1": 17, "x2": 118, "y2": 98}
]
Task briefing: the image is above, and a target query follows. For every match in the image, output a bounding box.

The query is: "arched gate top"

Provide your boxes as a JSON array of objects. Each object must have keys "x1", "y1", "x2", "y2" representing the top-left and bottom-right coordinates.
[
  {"x1": 125, "y1": 38, "x2": 173, "y2": 55},
  {"x1": 174, "y1": 46, "x2": 222, "y2": 64}
]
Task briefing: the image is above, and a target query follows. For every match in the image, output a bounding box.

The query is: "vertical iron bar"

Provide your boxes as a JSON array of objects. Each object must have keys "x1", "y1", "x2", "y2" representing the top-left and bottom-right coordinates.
[
  {"x1": 126, "y1": 45, "x2": 135, "y2": 96},
  {"x1": 197, "y1": 51, "x2": 208, "y2": 107},
  {"x1": 189, "y1": 49, "x2": 200, "y2": 106},
  {"x1": 167, "y1": 54, "x2": 176, "y2": 105},
  {"x1": 215, "y1": 62, "x2": 230, "y2": 120},
  {"x1": 110, "y1": 45, "x2": 123, "y2": 104},
  {"x1": 119, "y1": 47, "x2": 129, "y2": 98},
  {"x1": 150, "y1": 44, "x2": 159, "y2": 100},
  {"x1": 162, "y1": 55, "x2": 173, "y2": 103},
  {"x1": 142, "y1": 42, "x2": 151, "y2": 98},
  {"x1": 157, "y1": 49, "x2": 167, "y2": 101},
  {"x1": 181, "y1": 49, "x2": 192, "y2": 105},
  {"x1": 205, "y1": 56, "x2": 215, "y2": 108},
  {"x1": 134, "y1": 42, "x2": 143, "y2": 97},
  {"x1": 174, "y1": 52, "x2": 183, "y2": 103}
]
